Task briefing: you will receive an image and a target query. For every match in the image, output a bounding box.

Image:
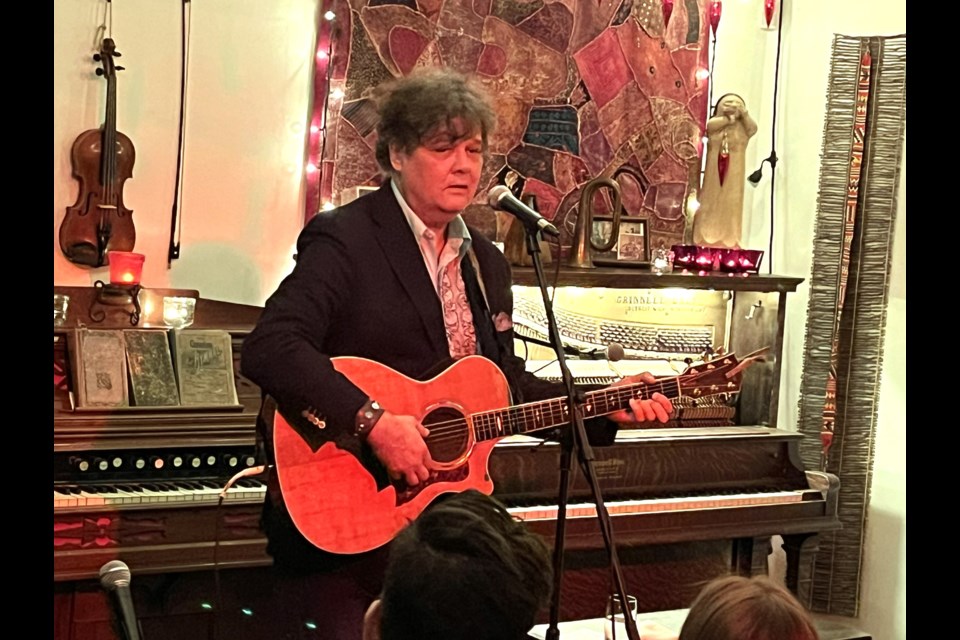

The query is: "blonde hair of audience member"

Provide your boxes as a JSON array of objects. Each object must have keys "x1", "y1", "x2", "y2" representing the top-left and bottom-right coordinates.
[{"x1": 679, "y1": 575, "x2": 819, "y2": 640}]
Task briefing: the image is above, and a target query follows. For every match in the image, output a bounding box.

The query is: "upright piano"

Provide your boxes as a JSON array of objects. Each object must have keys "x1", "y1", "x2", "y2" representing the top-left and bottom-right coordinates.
[{"x1": 53, "y1": 275, "x2": 840, "y2": 639}]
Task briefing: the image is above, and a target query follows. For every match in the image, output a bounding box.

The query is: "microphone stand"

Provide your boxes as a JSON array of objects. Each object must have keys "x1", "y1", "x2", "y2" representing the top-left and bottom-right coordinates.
[{"x1": 517, "y1": 218, "x2": 641, "y2": 640}]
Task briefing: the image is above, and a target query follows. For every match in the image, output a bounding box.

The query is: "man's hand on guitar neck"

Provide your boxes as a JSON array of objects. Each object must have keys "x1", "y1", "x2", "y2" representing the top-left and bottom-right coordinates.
[
  {"x1": 606, "y1": 372, "x2": 674, "y2": 425},
  {"x1": 365, "y1": 411, "x2": 435, "y2": 486}
]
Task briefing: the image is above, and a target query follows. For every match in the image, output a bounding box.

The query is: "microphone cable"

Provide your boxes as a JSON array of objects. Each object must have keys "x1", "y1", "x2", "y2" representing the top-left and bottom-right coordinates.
[{"x1": 212, "y1": 463, "x2": 269, "y2": 640}]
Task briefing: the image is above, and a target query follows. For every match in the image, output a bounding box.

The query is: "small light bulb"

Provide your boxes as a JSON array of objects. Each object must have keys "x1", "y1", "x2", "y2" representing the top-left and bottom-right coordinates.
[
  {"x1": 330, "y1": 87, "x2": 344, "y2": 100},
  {"x1": 322, "y1": 202, "x2": 336, "y2": 211},
  {"x1": 695, "y1": 67, "x2": 710, "y2": 82},
  {"x1": 306, "y1": 163, "x2": 318, "y2": 174},
  {"x1": 310, "y1": 124, "x2": 320, "y2": 134},
  {"x1": 316, "y1": 49, "x2": 328, "y2": 60},
  {"x1": 324, "y1": 10, "x2": 335, "y2": 20}
]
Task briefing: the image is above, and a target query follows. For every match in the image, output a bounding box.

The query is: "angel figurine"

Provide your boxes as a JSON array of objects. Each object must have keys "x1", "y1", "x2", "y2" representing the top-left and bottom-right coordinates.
[{"x1": 692, "y1": 93, "x2": 758, "y2": 248}]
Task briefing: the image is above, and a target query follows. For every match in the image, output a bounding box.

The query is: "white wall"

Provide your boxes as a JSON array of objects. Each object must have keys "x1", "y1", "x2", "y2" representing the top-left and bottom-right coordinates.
[
  {"x1": 714, "y1": 1, "x2": 906, "y2": 639},
  {"x1": 53, "y1": 1, "x2": 906, "y2": 638},
  {"x1": 53, "y1": 0, "x2": 320, "y2": 304}
]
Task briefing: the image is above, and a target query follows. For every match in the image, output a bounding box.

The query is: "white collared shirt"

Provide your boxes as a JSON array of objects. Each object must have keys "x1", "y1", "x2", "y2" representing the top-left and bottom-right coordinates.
[{"x1": 390, "y1": 179, "x2": 473, "y2": 296}]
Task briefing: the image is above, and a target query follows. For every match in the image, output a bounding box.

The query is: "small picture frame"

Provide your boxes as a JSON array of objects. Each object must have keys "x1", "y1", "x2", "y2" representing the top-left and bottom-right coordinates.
[
  {"x1": 590, "y1": 216, "x2": 650, "y2": 267},
  {"x1": 339, "y1": 185, "x2": 379, "y2": 205}
]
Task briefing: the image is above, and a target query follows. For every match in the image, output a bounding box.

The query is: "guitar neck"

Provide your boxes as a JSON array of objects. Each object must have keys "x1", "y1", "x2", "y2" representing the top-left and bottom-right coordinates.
[{"x1": 471, "y1": 378, "x2": 682, "y2": 442}]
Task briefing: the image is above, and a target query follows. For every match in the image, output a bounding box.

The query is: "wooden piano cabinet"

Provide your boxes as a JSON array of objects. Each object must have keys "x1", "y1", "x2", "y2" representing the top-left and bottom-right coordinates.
[{"x1": 54, "y1": 567, "x2": 320, "y2": 640}]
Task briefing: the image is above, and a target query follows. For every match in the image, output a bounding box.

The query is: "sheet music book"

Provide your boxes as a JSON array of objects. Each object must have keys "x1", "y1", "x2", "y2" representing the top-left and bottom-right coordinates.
[
  {"x1": 170, "y1": 329, "x2": 239, "y2": 406},
  {"x1": 76, "y1": 329, "x2": 129, "y2": 408},
  {"x1": 124, "y1": 330, "x2": 180, "y2": 406}
]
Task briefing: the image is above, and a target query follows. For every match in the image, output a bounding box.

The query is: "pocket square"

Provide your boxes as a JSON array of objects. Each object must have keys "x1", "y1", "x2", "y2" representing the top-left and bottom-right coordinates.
[{"x1": 492, "y1": 311, "x2": 513, "y2": 332}]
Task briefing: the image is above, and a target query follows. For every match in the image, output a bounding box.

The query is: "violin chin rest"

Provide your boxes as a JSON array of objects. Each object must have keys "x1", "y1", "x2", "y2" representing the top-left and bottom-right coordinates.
[{"x1": 65, "y1": 242, "x2": 102, "y2": 268}]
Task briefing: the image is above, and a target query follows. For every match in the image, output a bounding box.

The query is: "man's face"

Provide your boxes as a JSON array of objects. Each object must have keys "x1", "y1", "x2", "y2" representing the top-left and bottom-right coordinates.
[{"x1": 389, "y1": 118, "x2": 484, "y2": 229}]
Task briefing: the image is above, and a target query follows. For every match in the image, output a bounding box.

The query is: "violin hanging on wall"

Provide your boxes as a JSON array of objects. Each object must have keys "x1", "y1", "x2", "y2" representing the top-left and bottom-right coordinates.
[{"x1": 60, "y1": 37, "x2": 136, "y2": 268}]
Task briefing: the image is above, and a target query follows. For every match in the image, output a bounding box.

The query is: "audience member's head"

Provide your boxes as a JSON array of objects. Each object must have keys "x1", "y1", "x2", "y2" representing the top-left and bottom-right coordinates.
[
  {"x1": 362, "y1": 489, "x2": 553, "y2": 640},
  {"x1": 679, "y1": 575, "x2": 819, "y2": 640}
]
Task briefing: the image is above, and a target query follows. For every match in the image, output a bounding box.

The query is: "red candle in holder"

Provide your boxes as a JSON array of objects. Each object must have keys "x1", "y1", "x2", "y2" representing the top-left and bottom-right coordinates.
[
  {"x1": 694, "y1": 246, "x2": 716, "y2": 271},
  {"x1": 738, "y1": 249, "x2": 764, "y2": 273},
  {"x1": 718, "y1": 248, "x2": 742, "y2": 273},
  {"x1": 108, "y1": 251, "x2": 145, "y2": 286},
  {"x1": 671, "y1": 244, "x2": 698, "y2": 268}
]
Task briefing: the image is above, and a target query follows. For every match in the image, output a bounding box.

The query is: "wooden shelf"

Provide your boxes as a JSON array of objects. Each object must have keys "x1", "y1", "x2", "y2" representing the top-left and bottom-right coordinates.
[{"x1": 510, "y1": 266, "x2": 804, "y2": 292}]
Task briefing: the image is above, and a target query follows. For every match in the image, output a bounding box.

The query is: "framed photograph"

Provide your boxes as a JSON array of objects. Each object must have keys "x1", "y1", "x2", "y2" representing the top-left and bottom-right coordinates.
[{"x1": 590, "y1": 216, "x2": 650, "y2": 267}]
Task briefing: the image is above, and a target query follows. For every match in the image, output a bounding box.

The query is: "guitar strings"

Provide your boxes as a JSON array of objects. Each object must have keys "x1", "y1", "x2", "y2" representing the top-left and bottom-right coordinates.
[{"x1": 418, "y1": 379, "x2": 681, "y2": 443}]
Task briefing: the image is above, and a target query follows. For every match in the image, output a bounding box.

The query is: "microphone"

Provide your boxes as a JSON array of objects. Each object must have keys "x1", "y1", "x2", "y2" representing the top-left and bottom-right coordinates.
[
  {"x1": 517, "y1": 334, "x2": 625, "y2": 361},
  {"x1": 487, "y1": 186, "x2": 560, "y2": 237},
  {"x1": 99, "y1": 560, "x2": 142, "y2": 640},
  {"x1": 581, "y1": 342, "x2": 625, "y2": 361}
]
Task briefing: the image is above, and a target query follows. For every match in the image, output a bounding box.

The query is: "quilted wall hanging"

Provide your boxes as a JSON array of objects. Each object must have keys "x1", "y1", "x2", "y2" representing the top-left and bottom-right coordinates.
[{"x1": 310, "y1": 0, "x2": 712, "y2": 255}]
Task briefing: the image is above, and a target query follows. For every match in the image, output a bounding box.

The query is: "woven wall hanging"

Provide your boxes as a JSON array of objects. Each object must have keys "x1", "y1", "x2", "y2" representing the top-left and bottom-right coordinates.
[{"x1": 796, "y1": 33, "x2": 906, "y2": 617}]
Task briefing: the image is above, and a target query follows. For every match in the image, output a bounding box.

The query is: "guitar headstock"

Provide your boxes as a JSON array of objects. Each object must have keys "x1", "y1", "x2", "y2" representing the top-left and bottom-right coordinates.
[{"x1": 676, "y1": 348, "x2": 769, "y2": 400}]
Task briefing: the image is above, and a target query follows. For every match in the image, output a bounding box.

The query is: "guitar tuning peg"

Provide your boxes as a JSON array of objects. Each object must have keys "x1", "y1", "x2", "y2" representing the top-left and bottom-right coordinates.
[
  {"x1": 116, "y1": 66, "x2": 125, "y2": 71},
  {"x1": 93, "y1": 53, "x2": 102, "y2": 61},
  {"x1": 112, "y1": 51, "x2": 122, "y2": 57},
  {"x1": 95, "y1": 68, "x2": 105, "y2": 76}
]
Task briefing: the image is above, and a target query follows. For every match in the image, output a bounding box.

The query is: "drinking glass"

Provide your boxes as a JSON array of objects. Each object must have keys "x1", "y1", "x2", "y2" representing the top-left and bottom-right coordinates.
[
  {"x1": 54, "y1": 294, "x2": 70, "y2": 326},
  {"x1": 604, "y1": 594, "x2": 638, "y2": 640},
  {"x1": 163, "y1": 296, "x2": 196, "y2": 329}
]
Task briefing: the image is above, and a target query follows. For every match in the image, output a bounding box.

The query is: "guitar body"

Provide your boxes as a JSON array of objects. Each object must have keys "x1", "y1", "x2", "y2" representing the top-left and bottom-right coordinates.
[
  {"x1": 272, "y1": 349, "x2": 762, "y2": 555},
  {"x1": 273, "y1": 355, "x2": 512, "y2": 555}
]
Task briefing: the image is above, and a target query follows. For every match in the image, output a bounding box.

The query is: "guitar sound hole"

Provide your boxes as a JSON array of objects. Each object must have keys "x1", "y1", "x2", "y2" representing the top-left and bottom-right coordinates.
[{"x1": 423, "y1": 407, "x2": 469, "y2": 463}]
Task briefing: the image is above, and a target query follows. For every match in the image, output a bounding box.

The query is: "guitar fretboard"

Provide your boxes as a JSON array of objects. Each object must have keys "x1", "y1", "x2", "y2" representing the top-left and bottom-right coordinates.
[{"x1": 471, "y1": 379, "x2": 682, "y2": 441}]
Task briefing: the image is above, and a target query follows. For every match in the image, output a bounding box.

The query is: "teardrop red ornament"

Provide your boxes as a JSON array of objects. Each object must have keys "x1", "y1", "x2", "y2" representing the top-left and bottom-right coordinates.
[
  {"x1": 709, "y1": 1, "x2": 722, "y2": 36},
  {"x1": 662, "y1": 0, "x2": 674, "y2": 28},
  {"x1": 764, "y1": 0, "x2": 775, "y2": 27},
  {"x1": 718, "y1": 134, "x2": 730, "y2": 186}
]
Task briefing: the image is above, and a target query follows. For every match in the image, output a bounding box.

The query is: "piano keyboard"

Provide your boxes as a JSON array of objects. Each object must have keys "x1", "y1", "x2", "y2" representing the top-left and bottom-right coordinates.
[
  {"x1": 53, "y1": 478, "x2": 267, "y2": 510},
  {"x1": 508, "y1": 490, "x2": 806, "y2": 521}
]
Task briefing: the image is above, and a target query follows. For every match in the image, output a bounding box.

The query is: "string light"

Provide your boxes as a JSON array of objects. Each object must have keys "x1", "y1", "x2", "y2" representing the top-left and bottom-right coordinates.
[{"x1": 323, "y1": 10, "x2": 335, "y2": 20}]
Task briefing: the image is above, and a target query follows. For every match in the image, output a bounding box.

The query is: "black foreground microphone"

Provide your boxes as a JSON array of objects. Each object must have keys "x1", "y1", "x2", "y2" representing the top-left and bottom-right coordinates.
[
  {"x1": 99, "y1": 560, "x2": 142, "y2": 640},
  {"x1": 487, "y1": 186, "x2": 561, "y2": 237}
]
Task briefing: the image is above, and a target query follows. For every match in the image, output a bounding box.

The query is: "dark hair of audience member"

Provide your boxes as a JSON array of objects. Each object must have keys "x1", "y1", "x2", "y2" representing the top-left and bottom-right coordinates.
[
  {"x1": 679, "y1": 574, "x2": 820, "y2": 640},
  {"x1": 378, "y1": 489, "x2": 553, "y2": 640}
]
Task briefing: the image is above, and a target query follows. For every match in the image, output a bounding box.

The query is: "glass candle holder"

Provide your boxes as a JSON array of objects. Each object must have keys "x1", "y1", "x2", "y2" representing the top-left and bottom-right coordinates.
[
  {"x1": 693, "y1": 246, "x2": 717, "y2": 271},
  {"x1": 738, "y1": 249, "x2": 764, "y2": 273},
  {"x1": 671, "y1": 244, "x2": 698, "y2": 270},
  {"x1": 107, "y1": 251, "x2": 145, "y2": 286},
  {"x1": 54, "y1": 294, "x2": 70, "y2": 326},
  {"x1": 163, "y1": 296, "x2": 196, "y2": 329},
  {"x1": 650, "y1": 246, "x2": 673, "y2": 275}
]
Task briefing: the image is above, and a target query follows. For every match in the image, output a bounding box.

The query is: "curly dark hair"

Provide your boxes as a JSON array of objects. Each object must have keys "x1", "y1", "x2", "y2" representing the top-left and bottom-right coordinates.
[
  {"x1": 378, "y1": 489, "x2": 553, "y2": 640},
  {"x1": 373, "y1": 68, "x2": 497, "y2": 175}
]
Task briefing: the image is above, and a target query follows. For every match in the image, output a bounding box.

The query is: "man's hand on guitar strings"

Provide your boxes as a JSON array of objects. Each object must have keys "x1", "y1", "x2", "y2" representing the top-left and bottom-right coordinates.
[
  {"x1": 365, "y1": 411, "x2": 435, "y2": 486},
  {"x1": 606, "y1": 372, "x2": 674, "y2": 425}
]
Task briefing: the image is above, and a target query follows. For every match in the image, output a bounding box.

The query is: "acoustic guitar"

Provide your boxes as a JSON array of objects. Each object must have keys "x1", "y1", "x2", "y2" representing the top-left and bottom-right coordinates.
[{"x1": 273, "y1": 351, "x2": 763, "y2": 554}]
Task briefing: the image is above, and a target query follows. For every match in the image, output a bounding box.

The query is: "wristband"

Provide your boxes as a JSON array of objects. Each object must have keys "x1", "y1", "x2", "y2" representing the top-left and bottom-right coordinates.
[{"x1": 354, "y1": 398, "x2": 384, "y2": 439}]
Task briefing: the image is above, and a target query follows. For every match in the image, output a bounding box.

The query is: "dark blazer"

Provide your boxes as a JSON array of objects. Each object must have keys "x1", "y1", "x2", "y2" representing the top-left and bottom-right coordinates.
[
  {"x1": 241, "y1": 181, "x2": 560, "y2": 442},
  {"x1": 241, "y1": 182, "x2": 612, "y2": 568}
]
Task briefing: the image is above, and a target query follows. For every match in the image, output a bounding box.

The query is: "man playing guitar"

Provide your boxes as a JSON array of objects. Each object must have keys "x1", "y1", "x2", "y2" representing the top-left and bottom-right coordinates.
[{"x1": 241, "y1": 67, "x2": 673, "y2": 640}]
